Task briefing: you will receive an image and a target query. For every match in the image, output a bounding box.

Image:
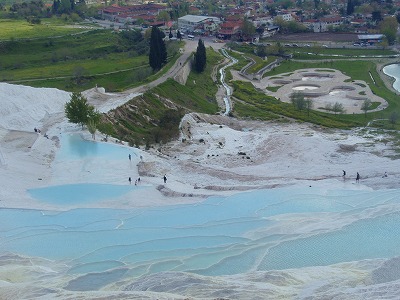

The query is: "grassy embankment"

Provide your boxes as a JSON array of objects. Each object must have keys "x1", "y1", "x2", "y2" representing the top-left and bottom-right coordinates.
[{"x1": 102, "y1": 48, "x2": 221, "y2": 146}]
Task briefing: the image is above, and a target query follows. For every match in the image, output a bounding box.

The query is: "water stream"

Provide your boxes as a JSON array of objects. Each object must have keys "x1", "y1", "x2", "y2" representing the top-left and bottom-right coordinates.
[{"x1": 219, "y1": 48, "x2": 238, "y2": 115}]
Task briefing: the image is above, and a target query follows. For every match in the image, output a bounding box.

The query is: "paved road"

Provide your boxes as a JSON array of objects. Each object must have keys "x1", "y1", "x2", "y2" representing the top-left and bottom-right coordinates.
[{"x1": 122, "y1": 38, "x2": 225, "y2": 95}]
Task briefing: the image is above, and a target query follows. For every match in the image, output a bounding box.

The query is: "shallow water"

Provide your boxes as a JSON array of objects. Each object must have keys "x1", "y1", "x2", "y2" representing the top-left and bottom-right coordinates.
[
  {"x1": 2, "y1": 187, "x2": 400, "y2": 278},
  {"x1": 28, "y1": 183, "x2": 138, "y2": 204},
  {"x1": 56, "y1": 133, "x2": 136, "y2": 160}
]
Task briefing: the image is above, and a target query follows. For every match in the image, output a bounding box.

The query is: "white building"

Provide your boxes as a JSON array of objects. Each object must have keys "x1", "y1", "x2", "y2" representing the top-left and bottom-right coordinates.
[
  {"x1": 276, "y1": 13, "x2": 293, "y2": 22},
  {"x1": 178, "y1": 15, "x2": 220, "y2": 33},
  {"x1": 313, "y1": 16, "x2": 343, "y2": 32}
]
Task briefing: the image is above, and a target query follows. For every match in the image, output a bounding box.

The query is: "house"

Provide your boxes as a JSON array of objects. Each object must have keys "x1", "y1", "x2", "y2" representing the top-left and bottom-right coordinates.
[
  {"x1": 313, "y1": 16, "x2": 343, "y2": 32},
  {"x1": 276, "y1": 13, "x2": 294, "y2": 22},
  {"x1": 217, "y1": 20, "x2": 243, "y2": 39}
]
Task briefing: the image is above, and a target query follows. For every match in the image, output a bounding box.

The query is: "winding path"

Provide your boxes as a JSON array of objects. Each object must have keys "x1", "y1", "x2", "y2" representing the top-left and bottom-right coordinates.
[{"x1": 219, "y1": 48, "x2": 238, "y2": 115}]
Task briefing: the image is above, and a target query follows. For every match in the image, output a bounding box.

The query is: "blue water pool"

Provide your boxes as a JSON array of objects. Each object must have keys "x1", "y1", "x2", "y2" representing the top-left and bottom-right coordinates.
[
  {"x1": 383, "y1": 64, "x2": 400, "y2": 92},
  {"x1": 56, "y1": 134, "x2": 136, "y2": 161},
  {"x1": 2, "y1": 187, "x2": 400, "y2": 278},
  {"x1": 28, "y1": 183, "x2": 138, "y2": 204}
]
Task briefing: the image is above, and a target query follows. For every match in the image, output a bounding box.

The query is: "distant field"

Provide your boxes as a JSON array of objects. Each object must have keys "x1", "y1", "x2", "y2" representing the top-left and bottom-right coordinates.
[
  {"x1": 0, "y1": 19, "x2": 92, "y2": 40},
  {"x1": 1, "y1": 0, "x2": 52, "y2": 4}
]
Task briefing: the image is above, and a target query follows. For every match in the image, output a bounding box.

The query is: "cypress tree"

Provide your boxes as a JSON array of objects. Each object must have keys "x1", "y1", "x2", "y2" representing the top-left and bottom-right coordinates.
[
  {"x1": 53, "y1": 0, "x2": 60, "y2": 13},
  {"x1": 346, "y1": 0, "x2": 354, "y2": 15},
  {"x1": 194, "y1": 39, "x2": 206, "y2": 73},
  {"x1": 158, "y1": 28, "x2": 167, "y2": 65},
  {"x1": 149, "y1": 26, "x2": 167, "y2": 71}
]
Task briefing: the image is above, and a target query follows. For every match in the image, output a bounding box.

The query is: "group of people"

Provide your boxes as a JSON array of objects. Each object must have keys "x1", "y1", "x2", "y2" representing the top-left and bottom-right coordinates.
[
  {"x1": 127, "y1": 153, "x2": 167, "y2": 185},
  {"x1": 128, "y1": 154, "x2": 140, "y2": 185},
  {"x1": 343, "y1": 170, "x2": 388, "y2": 183},
  {"x1": 342, "y1": 170, "x2": 361, "y2": 182},
  {"x1": 128, "y1": 176, "x2": 141, "y2": 185},
  {"x1": 34, "y1": 127, "x2": 49, "y2": 139}
]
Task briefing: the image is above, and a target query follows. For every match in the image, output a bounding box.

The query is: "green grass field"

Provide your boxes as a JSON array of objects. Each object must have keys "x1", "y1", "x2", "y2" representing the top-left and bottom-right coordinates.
[
  {"x1": 0, "y1": 19, "x2": 91, "y2": 40},
  {"x1": 292, "y1": 47, "x2": 398, "y2": 59}
]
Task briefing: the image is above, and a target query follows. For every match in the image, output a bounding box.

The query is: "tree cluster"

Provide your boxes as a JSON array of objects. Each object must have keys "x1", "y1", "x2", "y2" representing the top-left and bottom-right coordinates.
[
  {"x1": 194, "y1": 39, "x2": 206, "y2": 73},
  {"x1": 148, "y1": 26, "x2": 167, "y2": 71},
  {"x1": 118, "y1": 29, "x2": 148, "y2": 55},
  {"x1": 6, "y1": 0, "x2": 87, "y2": 20},
  {"x1": 9, "y1": 0, "x2": 49, "y2": 18},
  {"x1": 152, "y1": 109, "x2": 183, "y2": 143}
]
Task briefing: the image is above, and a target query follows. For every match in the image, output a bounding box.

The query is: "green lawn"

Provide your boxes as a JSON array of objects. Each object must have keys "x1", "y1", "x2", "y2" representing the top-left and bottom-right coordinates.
[
  {"x1": 292, "y1": 47, "x2": 397, "y2": 59},
  {"x1": 246, "y1": 54, "x2": 275, "y2": 74},
  {"x1": 0, "y1": 19, "x2": 91, "y2": 40}
]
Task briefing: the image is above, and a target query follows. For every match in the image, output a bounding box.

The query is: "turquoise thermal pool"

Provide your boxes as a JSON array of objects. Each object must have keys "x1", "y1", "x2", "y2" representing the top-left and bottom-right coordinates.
[
  {"x1": 383, "y1": 63, "x2": 400, "y2": 92},
  {"x1": 2, "y1": 188, "x2": 400, "y2": 279},
  {"x1": 1, "y1": 134, "x2": 400, "y2": 290}
]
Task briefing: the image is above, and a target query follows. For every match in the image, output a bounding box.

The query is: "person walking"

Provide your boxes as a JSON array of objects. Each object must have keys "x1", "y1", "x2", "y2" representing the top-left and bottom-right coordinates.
[
  {"x1": 163, "y1": 175, "x2": 167, "y2": 184},
  {"x1": 128, "y1": 154, "x2": 131, "y2": 161},
  {"x1": 356, "y1": 172, "x2": 360, "y2": 183},
  {"x1": 129, "y1": 177, "x2": 132, "y2": 184},
  {"x1": 342, "y1": 170, "x2": 346, "y2": 180}
]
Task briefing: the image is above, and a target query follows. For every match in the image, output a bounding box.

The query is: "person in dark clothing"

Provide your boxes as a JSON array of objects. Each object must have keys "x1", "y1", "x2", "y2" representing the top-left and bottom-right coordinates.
[
  {"x1": 356, "y1": 172, "x2": 360, "y2": 183},
  {"x1": 129, "y1": 177, "x2": 132, "y2": 184},
  {"x1": 163, "y1": 175, "x2": 167, "y2": 184}
]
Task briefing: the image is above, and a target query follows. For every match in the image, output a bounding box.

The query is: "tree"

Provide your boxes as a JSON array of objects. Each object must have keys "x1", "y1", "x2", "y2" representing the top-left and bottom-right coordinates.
[
  {"x1": 65, "y1": 92, "x2": 95, "y2": 129},
  {"x1": 361, "y1": 99, "x2": 371, "y2": 118},
  {"x1": 157, "y1": 10, "x2": 170, "y2": 23},
  {"x1": 389, "y1": 111, "x2": 399, "y2": 127},
  {"x1": 346, "y1": 0, "x2": 355, "y2": 15},
  {"x1": 241, "y1": 18, "x2": 256, "y2": 40},
  {"x1": 194, "y1": 39, "x2": 206, "y2": 73},
  {"x1": 305, "y1": 98, "x2": 313, "y2": 116},
  {"x1": 380, "y1": 16, "x2": 398, "y2": 45},
  {"x1": 372, "y1": 11, "x2": 382, "y2": 22},
  {"x1": 59, "y1": 0, "x2": 71, "y2": 14},
  {"x1": 148, "y1": 26, "x2": 167, "y2": 71},
  {"x1": 332, "y1": 102, "x2": 345, "y2": 114},
  {"x1": 256, "y1": 44, "x2": 267, "y2": 58},
  {"x1": 87, "y1": 118, "x2": 97, "y2": 140},
  {"x1": 98, "y1": 122, "x2": 114, "y2": 141},
  {"x1": 72, "y1": 66, "x2": 87, "y2": 85},
  {"x1": 290, "y1": 91, "x2": 306, "y2": 110}
]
